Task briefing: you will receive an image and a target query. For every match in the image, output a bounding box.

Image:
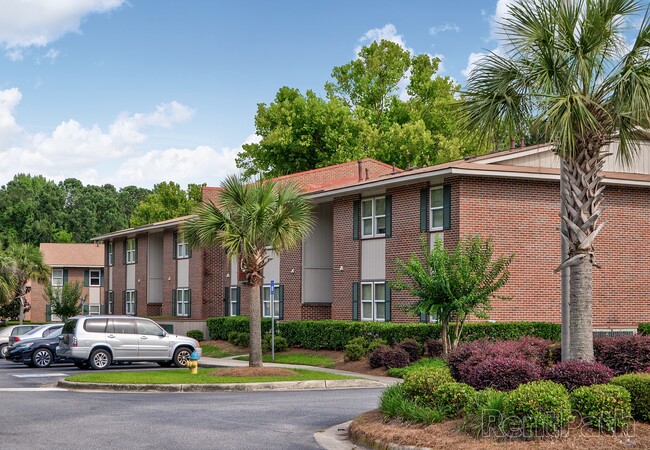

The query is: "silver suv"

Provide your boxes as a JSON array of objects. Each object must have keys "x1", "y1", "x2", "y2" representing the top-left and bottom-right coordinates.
[{"x1": 57, "y1": 315, "x2": 201, "y2": 370}]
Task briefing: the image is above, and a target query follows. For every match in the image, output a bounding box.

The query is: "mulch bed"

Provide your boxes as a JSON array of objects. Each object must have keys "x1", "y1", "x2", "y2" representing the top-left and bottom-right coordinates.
[{"x1": 350, "y1": 410, "x2": 650, "y2": 449}]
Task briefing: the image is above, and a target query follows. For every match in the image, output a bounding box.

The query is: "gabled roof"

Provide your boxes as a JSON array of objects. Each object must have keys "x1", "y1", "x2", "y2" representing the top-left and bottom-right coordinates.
[
  {"x1": 40, "y1": 243, "x2": 104, "y2": 268},
  {"x1": 91, "y1": 215, "x2": 195, "y2": 241}
]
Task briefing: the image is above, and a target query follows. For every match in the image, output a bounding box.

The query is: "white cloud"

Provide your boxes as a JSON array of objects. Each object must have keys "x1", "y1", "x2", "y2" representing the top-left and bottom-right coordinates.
[
  {"x1": 355, "y1": 23, "x2": 413, "y2": 56},
  {"x1": 0, "y1": 88, "x2": 23, "y2": 147},
  {"x1": 0, "y1": 0, "x2": 126, "y2": 58},
  {"x1": 491, "y1": 0, "x2": 516, "y2": 40},
  {"x1": 429, "y1": 23, "x2": 461, "y2": 35},
  {"x1": 462, "y1": 52, "x2": 486, "y2": 78}
]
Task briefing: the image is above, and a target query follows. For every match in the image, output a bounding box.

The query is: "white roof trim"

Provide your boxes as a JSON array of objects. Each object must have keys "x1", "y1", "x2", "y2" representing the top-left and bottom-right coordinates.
[{"x1": 474, "y1": 145, "x2": 555, "y2": 165}]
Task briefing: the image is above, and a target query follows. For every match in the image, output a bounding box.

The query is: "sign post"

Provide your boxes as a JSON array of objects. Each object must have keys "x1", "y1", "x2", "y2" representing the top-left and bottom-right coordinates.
[{"x1": 270, "y1": 280, "x2": 275, "y2": 362}]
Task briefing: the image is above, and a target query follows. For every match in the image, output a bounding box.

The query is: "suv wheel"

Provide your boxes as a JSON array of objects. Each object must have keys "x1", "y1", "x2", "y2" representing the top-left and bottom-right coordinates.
[
  {"x1": 0, "y1": 343, "x2": 7, "y2": 358},
  {"x1": 31, "y1": 348, "x2": 53, "y2": 368},
  {"x1": 89, "y1": 349, "x2": 112, "y2": 370},
  {"x1": 173, "y1": 347, "x2": 191, "y2": 368}
]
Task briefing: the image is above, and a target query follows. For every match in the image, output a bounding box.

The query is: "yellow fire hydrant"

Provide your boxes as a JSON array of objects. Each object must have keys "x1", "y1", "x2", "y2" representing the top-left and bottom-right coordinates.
[{"x1": 187, "y1": 350, "x2": 199, "y2": 375}]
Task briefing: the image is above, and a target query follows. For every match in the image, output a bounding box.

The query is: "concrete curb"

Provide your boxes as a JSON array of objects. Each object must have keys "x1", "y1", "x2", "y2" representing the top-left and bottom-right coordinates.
[{"x1": 57, "y1": 378, "x2": 388, "y2": 393}]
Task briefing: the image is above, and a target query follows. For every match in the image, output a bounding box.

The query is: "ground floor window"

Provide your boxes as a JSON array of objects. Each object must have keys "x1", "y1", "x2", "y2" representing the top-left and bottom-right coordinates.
[
  {"x1": 230, "y1": 287, "x2": 239, "y2": 316},
  {"x1": 176, "y1": 288, "x2": 191, "y2": 317},
  {"x1": 262, "y1": 285, "x2": 280, "y2": 318},
  {"x1": 361, "y1": 281, "x2": 385, "y2": 322},
  {"x1": 125, "y1": 290, "x2": 136, "y2": 315}
]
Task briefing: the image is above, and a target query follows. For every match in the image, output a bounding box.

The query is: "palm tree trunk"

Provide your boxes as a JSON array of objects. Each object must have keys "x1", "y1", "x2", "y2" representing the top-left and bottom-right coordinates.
[
  {"x1": 248, "y1": 282, "x2": 263, "y2": 367},
  {"x1": 569, "y1": 256, "x2": 593, "y2": 361}
]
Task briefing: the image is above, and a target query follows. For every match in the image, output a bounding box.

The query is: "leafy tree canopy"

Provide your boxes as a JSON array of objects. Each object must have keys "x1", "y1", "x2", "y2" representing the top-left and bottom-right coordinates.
[
  {"x1": 45, "y1": 280, "x2": 83, "y2": 323},
  {"x1": 130, "y1": 181, "x2": 204, "y2": 227}
]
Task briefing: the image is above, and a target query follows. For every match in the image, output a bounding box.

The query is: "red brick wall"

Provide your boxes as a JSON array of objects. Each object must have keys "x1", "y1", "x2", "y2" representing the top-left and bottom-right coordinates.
[
  {"x1": 189, "y1": 247, "x2": 204, "y2": 318},
  {"x1": 279, "y1": 246, "x2": 302, "y2": 320},
  {"x1": 202, "y1": 246, "x2": 229, "y2": 318},
  {"x1": 332, "y1": 195, "x2": 361, "y2": 320},
  {"x1": 162, "y1": 231, "x2": 177, "y2": 316},
  {"x1": 135, "y1": 234, "x2": 148, "y2": 315},
  {"x1": 112, "y1": 238, "x2": 126, "y2": 315},
  {"x1": 300, "y1": 304, "x2": 331, "y2": 320}
]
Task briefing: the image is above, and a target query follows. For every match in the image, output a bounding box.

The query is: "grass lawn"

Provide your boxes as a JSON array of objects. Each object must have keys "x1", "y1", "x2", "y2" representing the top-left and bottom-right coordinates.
[
  {"x1": 387, "y1": 358, "x2": 448, "y2": 378},
  {"x1": 200, "y1": 345, "x2": 232, "y2": 358},
  {"x1": 234, "y1": 353, "x2": 336, "y2": 368},
  {"x1": 65, "y1": 368, "x2": 355, "y2": 384}
]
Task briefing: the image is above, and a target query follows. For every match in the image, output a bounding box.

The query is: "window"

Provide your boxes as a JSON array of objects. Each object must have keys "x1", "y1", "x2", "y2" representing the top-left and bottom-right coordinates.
[
  {"x1": 88, "y1": 305, "x2": 101, "y2": 315},
  {"x1": 89, "y1": 270, "x2": 101, "y2": 286},
  {"x1": 125, "y1": 290, "x2": 136, "y2": 315},
  {"x1": 52, "y1": 269, "x2": 64, "y2": 287},
  {"x1": 176, "y1": 288, "x2": 190, "y2": 317},
  {"x1": 177, "y1": 234, "x2": 189, "y2": 259},
  {"x1": 136, "y1": 319, "x2": 164, "y2": 336},
  {"x1": 108, "y1": 241, "x2": 114, "y2": 266},
  {"x1": 230, "y1": 287, "x2": 239, "y2": 317},
  {"x1": 361, "y1": 282, "x2": 386, "y2": 322},
  {"x1": 262, "y1": 285, "x2": 280, "y2": 318},
  {"x1": 108, "y1": 318, "x2": 135, "y2": 334},
  {"x1": 107, "y1": 291, "x2": 114, "y2": 315},
  {"x1": 84, "y1": 319, "x2": 107, "y2": 333},
  {"x1": 126, "y1": 238, "x2": 136, "y2": 264},
  {"x1": 361, "y1": 196, "x2": 386, "y2": 238},
  {"x1": 430, "y1": 187, "x2": 444, "y2": 231}
]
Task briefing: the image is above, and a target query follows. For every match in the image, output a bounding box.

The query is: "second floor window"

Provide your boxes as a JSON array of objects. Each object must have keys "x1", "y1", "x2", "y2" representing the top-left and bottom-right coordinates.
[
  {"x1": 126, "y1": 238, "x2": 136, "y2": 264},
  {"x1": 430, "y1": 187, "x2": 444, "y2": 231},
  {"x1": 52, "y1": 269, "x2": 64, "y2": 287},
  {"x1": 108, "y1": 241, "x2": 114, "y2": 266},
  {"x1": 361, "y1": 196, "x2": 386, "y2": 238},
  {"x1": 89, "y1": 270, "x2": 101, "y2": 286},
  {"x1": 177, "y1": 237, "x2": 189, "y2": 259}
]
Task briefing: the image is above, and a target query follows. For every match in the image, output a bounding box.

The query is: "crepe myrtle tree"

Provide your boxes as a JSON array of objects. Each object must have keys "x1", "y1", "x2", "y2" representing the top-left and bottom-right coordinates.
[
  {"x1": 45, "y1": 281, "x2": 83, "y2": 323},
  {"x1": 392, "y1": 236, "x2": 513, "y2": 355},
  {"x1": 459, "y1": 0, "x2": 650, "y2": 361},
  {"x1": 183, "y1": 175, "x2": 314, "y2": 367}
]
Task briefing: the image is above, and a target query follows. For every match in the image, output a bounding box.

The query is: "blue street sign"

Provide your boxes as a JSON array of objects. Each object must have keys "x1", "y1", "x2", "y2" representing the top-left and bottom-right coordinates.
[{"x1": 270, "y1": 279, "x2": 275, "y2": 295}]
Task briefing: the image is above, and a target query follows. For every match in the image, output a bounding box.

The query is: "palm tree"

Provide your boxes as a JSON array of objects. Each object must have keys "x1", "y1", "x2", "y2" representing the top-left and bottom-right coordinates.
[
  {"x1": 460, "y1": 0, "x2": 650, "y2": 361},
  {"x1": 5, "y1": 243, "x2": 50, "y2": 324},
  {"x1": 183, "y1": 175, "x2": 314, "y2": 367},
  {"x1": 0, "y1": 252, "x2": 18, "y2": 307}
]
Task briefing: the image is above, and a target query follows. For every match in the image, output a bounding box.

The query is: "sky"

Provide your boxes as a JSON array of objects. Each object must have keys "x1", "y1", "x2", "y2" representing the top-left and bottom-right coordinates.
[{"x1": 0, "y1": 0, "x2": 640, "y2": 189}]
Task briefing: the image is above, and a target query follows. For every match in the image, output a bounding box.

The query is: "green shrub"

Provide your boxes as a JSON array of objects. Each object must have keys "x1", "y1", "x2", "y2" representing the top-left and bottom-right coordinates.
[
  {"x1": 610, "y1": 373, "x2": 650, "y2": 422},
  {"x1": 379, "y1": 384, "x2": 446, "y2": 425},
  {"x1": 262, "y1": 334, "x2": 288, "y2": 352},
  {"x1": 387, "y1": 357, "x2": 447, "y2": 378},
  {"x1": 206, "y1": 316, "x2": 272, "y2": 340},
  {"x1": 435, "y1": 382, "x2": 477, "y2": 418},
  {"x1": 402, "y1": 367, "x2": 454, "y2": 408},
  {"x1": 638, "y1": 323, "x2": 650, "y2": 336},
  {"x1": 463, "y1": 388, "x2": 508, "y2": 437},
  {"x1": 503, "y1": 381, "x2": 572, "y2": 438},
  {"x1": 186, "y1": 329, "x2": 204, "y2": 341},
  {"x1": 571, "y1": 384, "x2": 632, "y2": 432},
  {"x1": 344, "y1": 343, "x2": 366, "y2": 362},
  {"x1": 227, "y1": 331, "x2": 249, "y2": 348},
  {"x1": 367, "y1": 338, "x2": 388, "y2": 353}
]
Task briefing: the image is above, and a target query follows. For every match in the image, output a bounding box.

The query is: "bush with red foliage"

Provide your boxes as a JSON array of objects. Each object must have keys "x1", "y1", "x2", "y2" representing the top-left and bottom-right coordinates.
[
  {"x1": 382, "y1": 347, "x2": 411, "y2": 369},
  {"x1": 594, "y1": 335, "x2": 650, "y2": 375},
  {"x1": 369, "y1": 346, "x2": 390, "y2": 369},
  {"x1": 546, "y1": 360, "x2": 614, "y2": 391},
  {"x1": 396, "y1": 339, "x2": 422, "y2": 363},
  {"x1": 423, "y1": 338, "x2": 443, "y2": 358},
  {"x1": 464, "y1": 356, "x2": 543, "y2": 391}
]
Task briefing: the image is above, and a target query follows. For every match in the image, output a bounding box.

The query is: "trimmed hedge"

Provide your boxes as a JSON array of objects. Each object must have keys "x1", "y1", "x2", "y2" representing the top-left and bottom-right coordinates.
[
  {"x1": 402, "y1": 367, "x2": 455, "y2": 408},
  {"x1": 546, "y1": 361, "x2": 613, "y2": 391},
  {"x1": 571, "y1": 384, "x2": 632, "y2": 432},
  {"x1": 610, "y1": 373, "x2": 650, "y2": 422},
  {"x1": 186, "y1": 329, "x2": 204, "y2": 341},
  {"x1": 503, "y1": 381, "x2": 572, "y2": 437},
  {"x1": 464, "y1": 357, "x2": 543, "y2": 391},
  {"x1": 594, "y1": 335, "x2": 650, "y2": 374},
  {"x1": 206, "y1": 317, "x2": 561, "y2": 350}
]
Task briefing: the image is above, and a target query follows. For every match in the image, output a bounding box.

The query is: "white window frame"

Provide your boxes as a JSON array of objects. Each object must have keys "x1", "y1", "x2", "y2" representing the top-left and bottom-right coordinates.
[
  {"x1": 262, "y1": 285, "x2": 280, "y2": 318},
  {"x1": 361, "y1": 196, "x2": 386, "y2": 238},
  {"x1": 360, "y1": 281, "x2": 386, "y2": 322},
  {"x1": 108, "y1": 241, "x2": 114, "y2": 266},
  {"x1": 89, "y1": 270, "x2": 101, "y2": 286},
  {"x1": 176, "y1": 288, "x2": 190, "y2": 317},
  {"x1": 52, "y1": 269, "x2": 64, "y2": 287},
  {"x1": 430, "y1": 186, "x2": 444, "y2": 231},
  {"x1": 125, "y1": 290, "x2": 136, "y2": 315},
  {"x1": 88, "y1": 305, "x2": 101, "y2": 315},
  {"x1": 177, "y1": 236, "x2": 190, "y2": 259},
  {"x1": 126, "y1": 238, "x2": 136, "y2": 264},
  {"x1": 230, "y1": 287, "x2": 238, "y2": 317}
]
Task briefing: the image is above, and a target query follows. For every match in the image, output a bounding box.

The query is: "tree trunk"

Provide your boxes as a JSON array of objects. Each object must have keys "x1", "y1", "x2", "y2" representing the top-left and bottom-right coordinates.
[
  {"x1": 248, "y1": 282, "x2": 263, "y2": 367},
  {"x1": 18, "y1": 297, "x2": 24, "y2": 325},
  {"x1": 569, "y1": 256, "x2": 593, "y2": 361}
]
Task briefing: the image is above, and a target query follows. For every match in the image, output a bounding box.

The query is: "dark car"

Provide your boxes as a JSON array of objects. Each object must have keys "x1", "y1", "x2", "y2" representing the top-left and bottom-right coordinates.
[{"x1": 6, "y1": 326, "x2": 66, "y2": 368}]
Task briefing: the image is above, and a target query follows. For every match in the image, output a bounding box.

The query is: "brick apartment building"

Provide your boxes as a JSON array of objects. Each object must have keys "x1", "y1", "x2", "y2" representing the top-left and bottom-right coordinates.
[
  {"x1": 28, "y1": 243, "x2": 105, "y2": 322},
  {"x1": 91, "y1": 143, "x2": 650, "y2": 333}
]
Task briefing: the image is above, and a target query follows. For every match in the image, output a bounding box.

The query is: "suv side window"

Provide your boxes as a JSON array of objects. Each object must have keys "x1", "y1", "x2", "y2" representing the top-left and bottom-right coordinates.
[
  {"x1": 136, "y1": 319, "x2": 165, "y2": 336},
  {"x1": 107, "y1": 319, "x2": 136, "y2": 334},
  {"x1": 84, "y1": 319, "x2": 108, "y2": 333}
]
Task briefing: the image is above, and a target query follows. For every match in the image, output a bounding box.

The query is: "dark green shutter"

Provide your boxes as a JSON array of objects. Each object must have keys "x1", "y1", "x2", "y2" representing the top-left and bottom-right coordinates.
[
  {"x1": 83, "y1": 304, "x2": 89, "y2": 315},
  {"x1": 122, "y1": 291, "x2": 126, "y2": 314},
  {"x1": 123, "y1": 240, "x2": 127, "y2": 264},
  {"x1": 172, "y1": 290, "x2": 177, "y2": 317},
  {"x1": 224, "y1": 287, "x2": 230, "y2": 316},
  {"x1": 99, "y1": 305, "x2": 105, "y2": 314},
  {"x1": 352, "y1": 282, "x2": 359, "y2": 321},
  {"x1": 385, "y1": 284, "x2": 391, "y2": 322},
  {"x1": 99, "y1": 270, "x2": 104, "y2": 287},
  {"x1": 385, "y1": 195, "x2": 392, "y2": 238},
  {"x1": 109, "y1": 291, "x2": 114, "y2": 315},
  {"x1": 443, "y1": 184, "x2": 451, "y2": 231},
  {"x1": 104, "y1": 290, "x2": 108, "y2": 313},
  {"x1": 46, "y1": 305, "x2": 52, "y2": 322},
  {"x1": 420, "y1": 187, "x2": 429, "y2": 232},
  {"x1": 420, "y1": 311, "x2": 427, "y2": 323},
  {"x1": 278, "y1": 285, "x2": 284, "y2": 320},
  {"x1": 187, "y1": 244, "x2": 192, "y2": 258},
  {"x1": 84, "y1": 270, "x2": 89, "y2": 287},
  {"x1": 352, "y1": 200, "x2": 360, "y2": 240},
  {"x1": 134, "y1": 239, "x2": 138, "y2": 263},
  {"x1": 172, "y1": 232, "x2": 177, "y2": 259},
  {"x1": 235, "y1": 287, "x2": 241, "y2": 316},
  {"x1": 63, "y1": 269, "x2": 68, "y2": 285},
  {"x1": 133, "y1": 291, "x2": 137, "y2": 316},
  {"x1": 187, "y1": 289, "x2": 191, "y2": 318}
]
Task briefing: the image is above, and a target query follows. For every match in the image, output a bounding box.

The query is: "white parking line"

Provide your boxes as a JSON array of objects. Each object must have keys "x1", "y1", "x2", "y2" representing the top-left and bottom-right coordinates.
[
  {"x1": 0, "y1": 388, "x2": 66, "y2": 392},
  {"x1": 12, "y1": 373, "x2": 69, "y2": 378}
]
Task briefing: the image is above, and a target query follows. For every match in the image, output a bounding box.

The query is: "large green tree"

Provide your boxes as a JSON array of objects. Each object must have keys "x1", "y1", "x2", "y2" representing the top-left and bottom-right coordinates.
[
  {"x1": 45, "y1": 280, "x2": 83, "y2": 323},
  {"x1": 183, "y1": 176, "x2": 313, "y2": 367},
  {"x1": 4, "y1": 243, "x2": 50, "y2": 324},
  {"x1": 0, "y1": 252, "x2": 17, "y2": 307},
  {"x1": 460, "y1": 0, "x2": 650, "y2": 361},
  {"x1": 131, "y1": 181, "x2": 204, "y2": 227}
]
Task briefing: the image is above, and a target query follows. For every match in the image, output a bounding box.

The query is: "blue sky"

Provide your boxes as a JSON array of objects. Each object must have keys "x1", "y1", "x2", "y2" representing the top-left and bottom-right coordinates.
[{"x1": 0, "y1": 0, "x2": 622, "y2": 188}]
